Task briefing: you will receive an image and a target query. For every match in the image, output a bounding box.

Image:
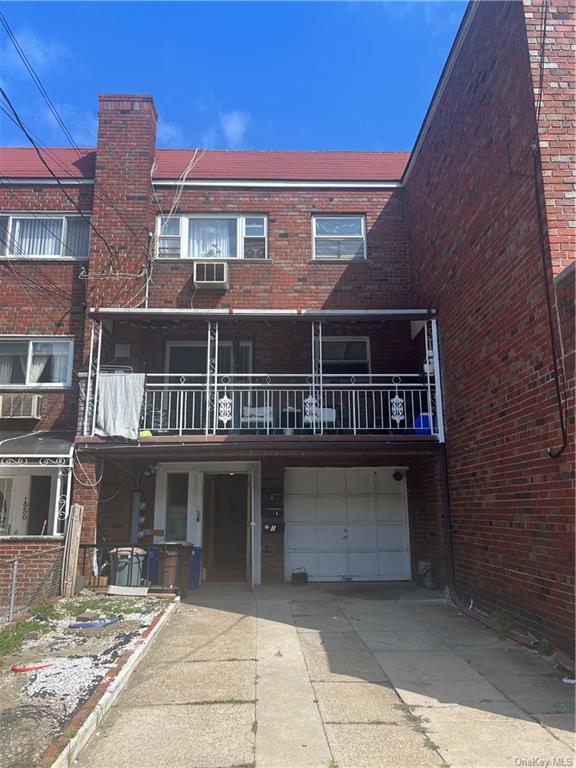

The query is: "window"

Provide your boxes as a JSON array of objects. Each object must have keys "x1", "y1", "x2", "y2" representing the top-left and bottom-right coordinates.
[
  {"x1": 321, "y1": 337, "x2": 371, "y2": 376},
  {"x1": 157, "y1": 214, "x2": 267, "y2": 260},
  {"x1": 166, "y1": 473, "x2": 189, "y2": 541},
  {"x1": 0, "y1": 475, "x2": 54, "y2": 536},
  {"x1": 0, "y1": 214, "x2": 90, "y2": 259},
  {"x1": 0, "y1": 478, "x2": 12, "y2": 533},
  {"x1": 0, "y1": 338, "x2": 73, "y2": 387},
  {"x1": 313, "y1": 215, "x2": 366, "y2": 260}
]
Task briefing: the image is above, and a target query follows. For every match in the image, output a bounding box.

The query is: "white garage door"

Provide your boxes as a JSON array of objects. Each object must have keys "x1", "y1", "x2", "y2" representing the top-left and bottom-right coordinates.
[{"x1": 284, "y1": 468, "x2": 410, "y2": 582}]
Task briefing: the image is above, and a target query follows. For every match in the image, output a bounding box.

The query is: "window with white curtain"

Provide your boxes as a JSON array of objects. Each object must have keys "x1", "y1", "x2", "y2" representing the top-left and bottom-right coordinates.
[
  {"x1": 0, "y1": 214, "x2": 90, "y2": 258},
  {"x1": 157, "y1": 214, "x2": 267, "y2": 260},
  {"x1": 313, "y1": 215, "x2": 366, "y2": 260},
  {"x1": 0, "y1": 338, "x2": 73, "y2": 387}
]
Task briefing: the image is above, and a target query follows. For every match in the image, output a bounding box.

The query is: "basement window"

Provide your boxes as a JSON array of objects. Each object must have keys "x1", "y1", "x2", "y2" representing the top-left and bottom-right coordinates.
[
  {"x1": 156, "y1": 214, "x2": 267, "y2": 260},
  {"x1": 0, "y1": 214, "x2": 90, "y2": 259},
  {"x1": 313, "y1": 215, "x2": 366, "y2": 260},
  {"x1": 0, "y1": 337, "x2": 73, "y2": 387}
]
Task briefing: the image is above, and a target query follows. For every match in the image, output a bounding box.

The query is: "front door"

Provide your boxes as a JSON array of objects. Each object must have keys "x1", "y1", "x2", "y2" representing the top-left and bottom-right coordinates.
[{"x1": 203, "y1": 474, "x2": 249, "y2": 581}]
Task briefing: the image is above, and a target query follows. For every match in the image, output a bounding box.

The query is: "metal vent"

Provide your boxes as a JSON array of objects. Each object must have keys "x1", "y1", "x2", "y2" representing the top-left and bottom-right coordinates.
[
  {"x1": 193, "y1": 261, "x2": 229, "y2": 289},
  {"x1": 0, "y1": 394, "x2": 43, "y2": 419}
]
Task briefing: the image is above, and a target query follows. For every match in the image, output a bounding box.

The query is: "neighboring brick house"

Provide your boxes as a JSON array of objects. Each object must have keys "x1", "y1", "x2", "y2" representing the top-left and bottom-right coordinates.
[{"x1": 0, "y1": 1, "x2": 573, "y2": 654}]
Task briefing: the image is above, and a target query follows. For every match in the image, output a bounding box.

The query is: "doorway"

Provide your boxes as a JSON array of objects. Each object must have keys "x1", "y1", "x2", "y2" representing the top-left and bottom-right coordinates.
[{"x1": 203, "y1": 474, "x2": 250, "y2": 581}]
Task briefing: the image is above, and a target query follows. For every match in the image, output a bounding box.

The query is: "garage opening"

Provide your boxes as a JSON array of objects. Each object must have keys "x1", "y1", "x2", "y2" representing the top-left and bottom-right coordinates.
[
  {"x1": 284, "y1": 467, "x2": 410, "y2": 582},
  {"x1": 202, "y1": 473, "x2": 250, "y2": 581}
]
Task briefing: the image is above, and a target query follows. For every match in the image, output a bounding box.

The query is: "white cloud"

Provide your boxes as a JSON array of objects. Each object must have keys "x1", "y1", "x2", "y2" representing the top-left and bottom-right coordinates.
[
  {"x1": 219, "y1": 111, "x2": 250, "y2": 149},
  {"x1": 0, "y1": 28, "x2": 68, "y2": 76},
  {"x1": 156, "y1": 118, "x2": 184, "y2": 147}
]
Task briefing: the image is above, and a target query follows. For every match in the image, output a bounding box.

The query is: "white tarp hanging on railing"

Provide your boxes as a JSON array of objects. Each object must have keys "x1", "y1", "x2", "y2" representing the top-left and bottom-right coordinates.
[{"x1": 95, "y1": 373, "x2": 145, "y2": 440}]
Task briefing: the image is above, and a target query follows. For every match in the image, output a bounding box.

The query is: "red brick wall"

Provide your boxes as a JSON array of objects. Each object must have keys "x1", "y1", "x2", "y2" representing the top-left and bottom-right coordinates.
[
  {"x1": 406, "y1": 457, "x2": 447, "y2": 588},
  {"x1": 523, "y1": 0, "x2": 575, "y2": 274},
  {"x1": 71, "y1": 455, "x2": 101, "y2": 545},
  {"x1": 150, "y1": 187, "x2": 410, "y2": 309},
  {"x1": 405, "y1": 2, "x2": 574, "y2": 651},
  {"x1": 0, "y1": 184, "x2": 90, "y2": 431},
  {"x1": 0, "y1": 538, "x2": 64, "y2": 616}
]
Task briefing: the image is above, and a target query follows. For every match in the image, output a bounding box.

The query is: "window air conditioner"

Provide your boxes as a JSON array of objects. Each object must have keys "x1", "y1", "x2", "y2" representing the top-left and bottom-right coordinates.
[
  {"x1": 0, "y1": 394, "x2": 43, "y2": 419},
  {"x1": 193, "y1": 261, "x2": 229, "y2": 290}
]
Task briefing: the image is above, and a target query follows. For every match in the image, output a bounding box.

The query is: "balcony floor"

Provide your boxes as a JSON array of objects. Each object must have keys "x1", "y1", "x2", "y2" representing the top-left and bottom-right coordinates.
[{"x1": 75, "y1": 432, "x2": 441, "y2": 459}]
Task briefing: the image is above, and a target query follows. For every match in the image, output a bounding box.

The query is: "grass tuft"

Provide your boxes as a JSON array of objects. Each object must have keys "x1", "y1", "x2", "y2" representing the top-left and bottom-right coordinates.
[{"x1": 0, "y1": 618, "x2": 51, "y2": 661}]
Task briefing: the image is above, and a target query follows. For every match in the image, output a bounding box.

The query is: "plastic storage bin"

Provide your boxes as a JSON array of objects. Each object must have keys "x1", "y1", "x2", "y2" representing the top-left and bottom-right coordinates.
[{"x1": 413, "y1": 413, "x2": 434, "y2": 435}]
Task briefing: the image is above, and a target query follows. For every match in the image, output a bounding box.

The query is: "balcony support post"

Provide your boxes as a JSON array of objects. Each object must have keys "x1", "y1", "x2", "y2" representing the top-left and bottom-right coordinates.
[
  {"x1": 205, "y1": 321, "x2": 219, "y2": 435},
  {"x1": 311, "y1": 321, "x2": 323, "y2": 435},
  {"x1": 425, "y1": 320, "x2": 434, "y2": 431},
  {"x1": 430, "y1": 318, "x2": 445, "y2": 442},
  {"x1": 83, "y1": 321, "x2": 95, "y2": 436},
  {"x1": 89, "y1": 320, "x2": 103, "y2": 437}
]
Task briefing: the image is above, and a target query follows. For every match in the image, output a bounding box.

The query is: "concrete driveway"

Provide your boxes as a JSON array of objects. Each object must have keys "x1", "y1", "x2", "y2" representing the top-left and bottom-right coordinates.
[{"x1": 76, "y1": 584, "x2": 575, "y2": 768}]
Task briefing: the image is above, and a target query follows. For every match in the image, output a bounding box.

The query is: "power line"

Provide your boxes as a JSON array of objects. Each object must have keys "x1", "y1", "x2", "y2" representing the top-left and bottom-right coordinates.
[
  {"x1": 0, "y1": 10, "x2": 80, "y2": 153},
  {"x1": 0, "y1": 177, "x2": 90, "y2": 303},
  {"x1": 0, "y1": 87, "x2": 119, "y2": 267}
]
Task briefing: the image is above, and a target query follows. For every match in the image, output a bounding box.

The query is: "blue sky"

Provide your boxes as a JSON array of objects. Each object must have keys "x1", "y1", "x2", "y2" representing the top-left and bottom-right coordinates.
[{"x1": 0, "y1": 1, "x2": 467, "y2": 152}]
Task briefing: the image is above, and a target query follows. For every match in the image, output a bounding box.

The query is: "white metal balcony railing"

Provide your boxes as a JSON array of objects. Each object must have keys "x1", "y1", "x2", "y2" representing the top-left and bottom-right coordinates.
[{"x1": 139, "y1": 373, "x2": 441, "y2": 438}]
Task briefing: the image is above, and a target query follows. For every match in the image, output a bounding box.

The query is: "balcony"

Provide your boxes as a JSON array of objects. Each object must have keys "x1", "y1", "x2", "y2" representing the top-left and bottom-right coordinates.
[
  {"x1": 79, "y1": 309, "x2": 445, "y2": 443},
  {"x1": 140, "y1": 373, "x2": 440, "y2": 437}
]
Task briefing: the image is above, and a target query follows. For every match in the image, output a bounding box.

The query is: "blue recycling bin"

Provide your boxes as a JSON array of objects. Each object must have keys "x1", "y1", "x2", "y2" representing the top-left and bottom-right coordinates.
[
  {"x1": 413, "y1": 413, "x2": 434, "y2": 435},
  {"x1": 189, "y1": 547, "x2": 202, "y2": 589},
  {"x1": 146, "y1": 546, "x2": 160, "y2": 586}
]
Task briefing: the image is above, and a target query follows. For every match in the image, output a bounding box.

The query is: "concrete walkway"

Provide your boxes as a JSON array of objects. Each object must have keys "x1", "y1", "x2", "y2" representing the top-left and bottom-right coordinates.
[{"x1": 76, "y1": 584, "x2": 575, "y2": 768}]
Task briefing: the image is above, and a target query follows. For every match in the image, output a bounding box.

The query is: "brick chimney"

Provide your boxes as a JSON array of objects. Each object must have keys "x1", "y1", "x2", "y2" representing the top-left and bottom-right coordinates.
[{"x1": 88, "y1": 94, "x2": 157, "y2": 307}]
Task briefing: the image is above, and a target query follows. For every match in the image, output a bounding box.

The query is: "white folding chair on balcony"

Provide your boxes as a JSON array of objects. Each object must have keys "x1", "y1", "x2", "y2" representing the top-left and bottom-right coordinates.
[
  {"x1": 240, "y1": 405, "x2": 274, "y2": 430},
  {"x1": 303, "y1": 396, "x2": 337, "y2": 429}
]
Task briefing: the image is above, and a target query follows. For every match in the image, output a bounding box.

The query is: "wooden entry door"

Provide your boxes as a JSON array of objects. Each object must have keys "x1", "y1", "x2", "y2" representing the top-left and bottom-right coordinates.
[{"x1": 203, "y1": 474, "x2": 249, "y2": 581}]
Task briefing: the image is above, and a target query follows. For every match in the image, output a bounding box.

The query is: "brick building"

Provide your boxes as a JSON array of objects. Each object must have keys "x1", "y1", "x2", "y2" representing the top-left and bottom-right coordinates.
[{"x1": 0, "y1": 1, "x2": 573, "y2": 654}]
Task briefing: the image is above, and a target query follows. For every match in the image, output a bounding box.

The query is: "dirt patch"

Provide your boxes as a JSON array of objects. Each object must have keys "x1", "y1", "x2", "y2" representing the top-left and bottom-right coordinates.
[{"x1": 0, "y1": 595, "x2": 167, "y2": 767}]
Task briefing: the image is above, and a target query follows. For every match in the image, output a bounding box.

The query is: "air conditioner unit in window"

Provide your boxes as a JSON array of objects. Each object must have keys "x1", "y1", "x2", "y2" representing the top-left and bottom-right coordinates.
[
  {"x1": 0, "y1": 394, "x2": 43, "y2": 419},
  {"x1": 193, "y1": 261, "x2": 229, "y2": 290}
]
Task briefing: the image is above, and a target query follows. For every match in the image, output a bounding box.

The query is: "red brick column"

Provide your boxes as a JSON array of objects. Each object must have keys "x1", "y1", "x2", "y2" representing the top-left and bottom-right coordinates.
[{"x1": 71, "y1": 454, "x2": 101, "y2": 545}]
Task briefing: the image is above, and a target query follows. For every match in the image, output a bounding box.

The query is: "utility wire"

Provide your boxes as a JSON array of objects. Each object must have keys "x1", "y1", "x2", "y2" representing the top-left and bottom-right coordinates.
[
  {"x1": 0, "y1": 87, "x2": 118, "y2": 265},
  {"x1": 0, "y1": 177, "x2": 86, "y2": 301},
  {"x1": 0, "y1": 10, "x2": 79, "y2": 152}
]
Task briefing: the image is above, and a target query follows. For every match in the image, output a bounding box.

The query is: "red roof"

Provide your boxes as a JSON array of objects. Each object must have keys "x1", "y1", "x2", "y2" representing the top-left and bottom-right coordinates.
[
  {"x1": 0, "y1": 148, "x2": 96, "y2": 179},
  {"x1": 0, "y1": 147, "x2": 409, "y2": 182},
  {"x1": 154, "y1": 149, "x2": 409, "y2": 181}
]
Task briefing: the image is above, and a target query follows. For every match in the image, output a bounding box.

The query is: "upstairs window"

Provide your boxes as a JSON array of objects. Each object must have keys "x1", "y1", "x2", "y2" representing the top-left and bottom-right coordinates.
[
  {"x1": 313, "y1": 215, "x2": 366, "y2": 260},
  {"x1": 157, "y1": 214, "x2": 267, "y2": 260},
  {"x1": 322, "y1": 337, "x2": 371, "y2": 376},
  {"x1": 0, "y1": 338, "x2": 73, "y2": 387},
  {"x1": 0, "y1": 214, "x2": 90, "y2": 259}
]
